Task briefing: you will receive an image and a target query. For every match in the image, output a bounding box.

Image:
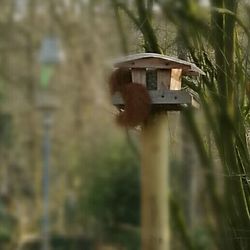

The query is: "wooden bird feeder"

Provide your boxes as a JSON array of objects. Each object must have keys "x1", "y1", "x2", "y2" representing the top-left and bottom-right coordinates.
[
  {"x1": 109, "y1": 53, "x2": 204, "y2": 250},
  {"x1": 112, "y1": 53, "x2": 204, "y2": 110}
]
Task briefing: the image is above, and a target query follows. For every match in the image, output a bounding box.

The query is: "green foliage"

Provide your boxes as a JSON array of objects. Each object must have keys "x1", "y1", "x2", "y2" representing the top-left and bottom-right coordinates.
[
  {"x1": 75, "y1": 137, "x2": 141, "y2": 249},
  {"x1": 191, "y1": 227, "x2": 212, "y2": 250},
  {"x1": 81, "y1": 138, "x2": 140, "y2": 228},
  {"x1": 105, "y1": 226, "x2": 140, "y2": 250},
  {"x1": 18, "y1": 235, "x2": 93, "y2": 250},
  {"x1": 0, "y1": 80, "x2": 4, "y2": 104},
  {"x1": 0, "y1": 203, "x2": 16, "y2": 245},
  {"x1": 0, "y1": 113, "x2": 12, "y2": 147}
]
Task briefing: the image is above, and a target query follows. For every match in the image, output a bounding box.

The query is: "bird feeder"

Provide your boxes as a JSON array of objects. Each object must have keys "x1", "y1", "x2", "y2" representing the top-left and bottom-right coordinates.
[
  {"x1": 112, "y1": 53, "x2": 204, "y2": 110},
  {"x1": 110, "y1": 53, "x2": 204, "y2": 250}
]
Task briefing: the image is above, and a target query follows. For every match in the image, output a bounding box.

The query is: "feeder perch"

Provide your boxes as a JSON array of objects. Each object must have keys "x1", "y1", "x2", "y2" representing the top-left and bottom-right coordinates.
[{"x1": 111, "y1": 53, "x2": 204, "y2": 111}]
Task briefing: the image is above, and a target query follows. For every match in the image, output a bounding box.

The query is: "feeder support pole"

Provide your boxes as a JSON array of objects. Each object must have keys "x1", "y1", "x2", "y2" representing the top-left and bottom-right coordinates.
[{"x1": 141, "y1": 112, "x2": 170, "y2": 250}]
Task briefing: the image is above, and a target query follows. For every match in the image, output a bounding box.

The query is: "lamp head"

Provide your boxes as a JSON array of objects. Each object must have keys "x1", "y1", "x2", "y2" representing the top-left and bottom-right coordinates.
[{"x1": 39, "y1": 35, "x2": 64, "y2": 65}]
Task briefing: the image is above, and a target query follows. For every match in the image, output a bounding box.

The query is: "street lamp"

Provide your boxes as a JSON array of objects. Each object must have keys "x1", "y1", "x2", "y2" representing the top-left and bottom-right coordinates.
[{"x1": 37, "y1": 34, "x2": 63, "y2": 250}]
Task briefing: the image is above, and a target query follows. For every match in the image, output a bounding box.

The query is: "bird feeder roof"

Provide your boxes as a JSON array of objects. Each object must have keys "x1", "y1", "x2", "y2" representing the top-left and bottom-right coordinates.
[{"x1": 113, "y1": 53, "x2": 205, "y2": 76}]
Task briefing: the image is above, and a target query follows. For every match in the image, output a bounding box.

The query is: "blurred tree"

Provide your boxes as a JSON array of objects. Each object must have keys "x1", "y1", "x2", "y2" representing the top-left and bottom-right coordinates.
[
  {"x1": 0, "y1": 200, "x2": 17, "y2": 249},
  {"x1": 0, "y1": 0, "x2": 121, "y2": 244}
]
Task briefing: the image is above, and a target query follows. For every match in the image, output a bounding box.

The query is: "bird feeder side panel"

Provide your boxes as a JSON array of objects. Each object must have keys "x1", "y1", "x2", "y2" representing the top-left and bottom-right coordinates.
[
  {"x1": 157, "y1": 69, "x2": 171, "y2": 91},
  {"x1": 170, "y1": 69, "x2": 182, "y2": 90},
  {"x1": 131, "y1": 69, "x2": 146, "y2": 86}
]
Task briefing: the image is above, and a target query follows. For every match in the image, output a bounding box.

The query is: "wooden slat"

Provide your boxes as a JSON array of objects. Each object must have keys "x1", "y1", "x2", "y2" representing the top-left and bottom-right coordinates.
[
  {"x1": 132, "y1": 69, "x2": 146, "y2": 86},
  {"x1": 150, "y1": 90, "x2": 192, "y2": 104},
  {"x1": 157, "y1": 69, "x2": 171, "y2": 90},
  {"x1": 170, "y1": 69, "x2": 182, "y2": 90},
  {"x1": 118, "y1": 59, "x2": 191, "y2": 71},
  {"x1": 113, "y1": 53, "x2": 205, "y2": 76},
  {"x1": 112, "y1": 90, "x2": 193, "y2": 106}
]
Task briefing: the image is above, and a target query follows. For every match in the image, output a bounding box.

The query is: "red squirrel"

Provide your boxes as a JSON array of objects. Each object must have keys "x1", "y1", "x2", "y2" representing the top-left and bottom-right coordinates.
[{"x1": 109, "y1": 68, "x2": 151, "y2": 127}]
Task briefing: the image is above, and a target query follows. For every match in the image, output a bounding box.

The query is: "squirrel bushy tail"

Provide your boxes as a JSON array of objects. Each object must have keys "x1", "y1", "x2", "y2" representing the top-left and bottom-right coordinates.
[{"x1": 109, "y1": 68, "x2": 151, "y2": 127}]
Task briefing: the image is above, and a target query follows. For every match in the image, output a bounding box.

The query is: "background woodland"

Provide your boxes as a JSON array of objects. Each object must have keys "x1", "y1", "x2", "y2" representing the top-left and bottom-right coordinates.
[{"x1": 0, "y1": 0, "x2": 249, "y2": 250}]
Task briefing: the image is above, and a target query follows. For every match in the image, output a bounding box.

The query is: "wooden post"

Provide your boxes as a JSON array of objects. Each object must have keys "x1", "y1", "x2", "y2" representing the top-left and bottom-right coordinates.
[{"x1": 141, "y1": 112, "x2": 170, "y2": 250}]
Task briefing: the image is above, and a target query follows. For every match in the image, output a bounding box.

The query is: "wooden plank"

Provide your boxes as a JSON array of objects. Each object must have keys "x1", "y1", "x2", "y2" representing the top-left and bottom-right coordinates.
[
  {"x1": 117, "y1": 59, "x2": 191, "y2": 71},
  {"x1": 129, "y1": 58, "x2": 189, "y2": 69},
  {"x1": 113, "y1": 53, "x2": 205, "y2": 75},
  {"x1": 132, "y1": 69, "x2": 146, "y2": 86},
  {"x1": 150, "y1": 90, "x2": 192, "y2": 104},
  {"x1": 170, "y1": 69, "x2": 182, "y2": 90},
  {"x1": 112, "y1": 90, "x2": 193, "y2": 105},
  {"x1": 157, "y1": 69, "x2": 171, "y2": 90}
]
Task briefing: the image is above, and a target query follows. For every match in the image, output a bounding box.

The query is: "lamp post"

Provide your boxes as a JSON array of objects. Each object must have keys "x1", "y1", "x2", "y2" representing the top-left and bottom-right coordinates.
[{"x1": 37, "y1": 35, "x2": 63, "y2": 250}]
